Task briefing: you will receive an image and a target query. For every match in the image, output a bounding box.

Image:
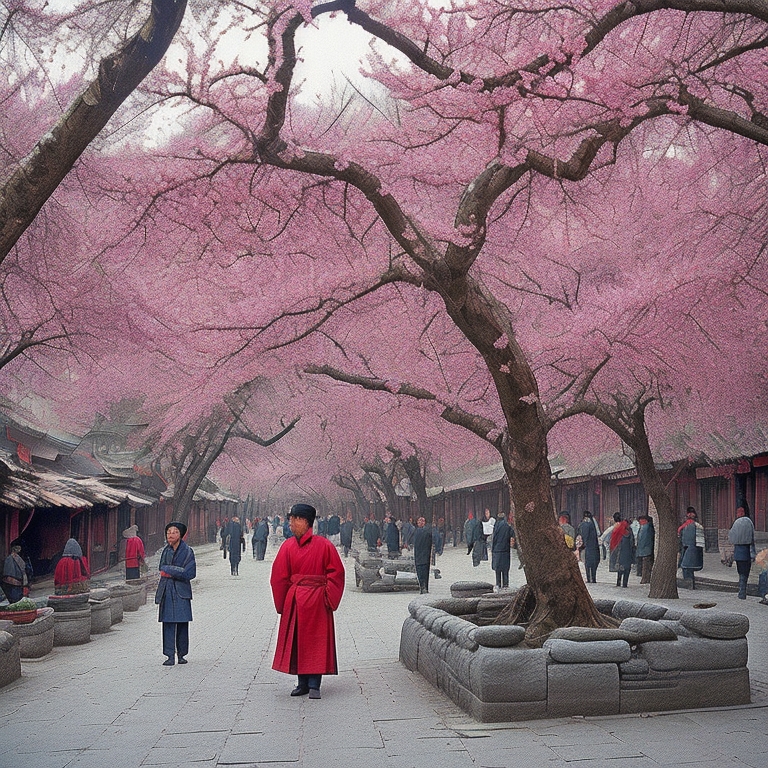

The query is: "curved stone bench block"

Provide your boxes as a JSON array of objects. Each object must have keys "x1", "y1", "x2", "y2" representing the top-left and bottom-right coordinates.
[
  {"x1": 450, "y1": 581, "x2": 494, "y2": 598},
  {"x1": 6, "y1": 607, "x2": 55, "y2": 658},
  {"x1": 638, "y1": 635, "x2": 748, "y2": 672},
  {"x1": 545, "y1": 638, "x2": 631, "y2": 664},
  {"x1": 0, "y1": 631, "x2": 21, "y2": 688},
  {"x1": 679, "y1": 608, "x2": 749, "y2": 639},
  {"x1": 53, "y1": 606, "x2": 91, "y2": 646}
]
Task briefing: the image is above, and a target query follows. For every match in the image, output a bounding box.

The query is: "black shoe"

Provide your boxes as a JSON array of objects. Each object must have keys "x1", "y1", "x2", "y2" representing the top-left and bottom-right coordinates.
[
  {"x1": 178, "y1": 657, "x2": 188, "y2": 664},
  {"x1": 290, "y1": 686, "x2": 309, "y2": 697},
  {"x1": 162, "y1": 657, "x2": 175, "y2": 666},
  {"x1": 309, "y1": 689, "x2": 321, "y2": 699}
]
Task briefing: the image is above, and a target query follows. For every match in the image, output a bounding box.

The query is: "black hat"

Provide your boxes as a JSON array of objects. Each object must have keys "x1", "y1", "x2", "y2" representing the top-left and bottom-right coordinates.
[
  {"x1": 288, "y1": 503, "x2": 316, "y2": 526},
  {"x1": 165, "y1": 520, "x2": 188, "y2": 538}
]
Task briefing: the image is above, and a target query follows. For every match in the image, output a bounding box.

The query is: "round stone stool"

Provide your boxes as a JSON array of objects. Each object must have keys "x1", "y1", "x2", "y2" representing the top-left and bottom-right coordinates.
[{"x1": 6, "y1": 607, "x2": 55, "y2": 658}]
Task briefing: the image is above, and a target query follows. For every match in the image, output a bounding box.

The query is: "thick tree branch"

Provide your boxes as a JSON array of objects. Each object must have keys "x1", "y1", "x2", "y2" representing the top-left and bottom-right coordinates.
[
  {"x1": 0, "y1": 0, "x2": 188, "y2": 263},
  {"x1": 305, "y1": 362, "x2": 501, "y2": 444}
]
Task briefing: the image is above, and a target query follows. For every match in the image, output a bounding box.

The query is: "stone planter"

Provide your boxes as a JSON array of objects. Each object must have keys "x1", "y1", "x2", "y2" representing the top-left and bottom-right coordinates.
[
  {"x1": 89, "y1": 592, "x2": 112, "y2": 635},
  {"x1": 400, "y1": 592, "x2": 751, "y2": 722},
  {"x1": 5, "y1": 607, "x2": 55, "y2": 658},
  {"x1": 47, "y1": 593, "x2": 90, "y2": 612},
  {"x1": 109, "y1": 584, "x2": 143, "y2": 612},
  {"x1": 0, "y1": 628, "x2": 21, "y2": 687},
  {"x1": 53, "y1": 606, "x2": 91, "y2": 646},
  {"x1": 109, "y1": 596, "x2": 124, "y2": 625},
  {"x1": 125, "y1": 578, "x2": 149, "y2": 606}
]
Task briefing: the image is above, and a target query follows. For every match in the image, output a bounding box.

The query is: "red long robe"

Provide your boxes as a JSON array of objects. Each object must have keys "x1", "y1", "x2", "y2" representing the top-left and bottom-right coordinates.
[{"x1": 271, "y1": 529, "x2": 345, "y2": 675}]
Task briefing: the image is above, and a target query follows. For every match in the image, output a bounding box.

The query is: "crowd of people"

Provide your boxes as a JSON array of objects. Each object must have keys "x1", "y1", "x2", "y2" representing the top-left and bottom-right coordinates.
[{"x1": 4, "y1": 496, "x2": 768, "y2": 698}]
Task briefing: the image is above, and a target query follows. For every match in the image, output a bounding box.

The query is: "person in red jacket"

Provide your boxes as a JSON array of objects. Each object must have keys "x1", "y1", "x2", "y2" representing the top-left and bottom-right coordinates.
[
  {"x1": 270, "y1": 503, "x2": 345, "y2": 700},
  {"x1": 53, "y1": 538, "x2": 90, "y2": 595},
  {"x1": 123, "y1": 525, "x2": 146, "y2": 580}
]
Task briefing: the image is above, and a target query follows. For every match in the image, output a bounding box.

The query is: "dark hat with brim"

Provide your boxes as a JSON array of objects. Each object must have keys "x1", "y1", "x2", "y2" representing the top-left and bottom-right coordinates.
[
  {"x1": 165, "y1": 521, "x2": 188, "y2": 538},
  {"x1": 288, "y1": 503, "x2": 316, "y2": 526}
]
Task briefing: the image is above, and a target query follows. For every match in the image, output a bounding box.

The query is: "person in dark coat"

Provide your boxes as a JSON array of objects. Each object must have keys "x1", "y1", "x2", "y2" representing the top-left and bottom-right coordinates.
[
  {"x1": 228, "y1": 516, "x2": 245, "y2": 575},
  {"x1": 413, "y1": 517, "x2": 433, "y2": 594},
  {"x1": 430, "y1": 520, "x2": 443, "y2": 565},
  {"x1": 282, "y1": 517, "x2": 292, "y2": 539},
  {"x1": 155, "y1": 521, "x2": 196, "y2": 666},
  {"x1": 491, "y1": 513, "x2": 515, "y2": 590},
  {"x1": 609, "y1": 514, "x2": 635, "y2": 588},
  {"x1": 400, "y1": 518, "x2": 415, "y2": 551},
  {"x1": 728, "y1": 506, "x2": 756, "y2": 600},
  {"x1": 385, "y1": 516, "x2": 401, "y2": 558},
  {"x1": 326, "y1": 512, "x2": 341, "y2": 546},
  {"x1": 467, "y1": 515, "x2": 485, "y2": 567},
  {"x1": 340, "y1": 513, "x2": 355, "y2": 557},
  {"x1": 635, "y1": 515, "x2": 655, "y2": 584},
  {"x1": 678, "y1": 506, "x2": 704, "y2": 589},
  {"x1": 577, "y1": 511, "x2": 601, "y2": 583},
  {"x1": 253, "y1": 517, "x2": 270, "y2": 560},
  {"x1": 363, "y1": 517, "x2": 381, "y2": 553},
  {"x1": 2, "y1": 543, "x2": 31, "y2": 603}
]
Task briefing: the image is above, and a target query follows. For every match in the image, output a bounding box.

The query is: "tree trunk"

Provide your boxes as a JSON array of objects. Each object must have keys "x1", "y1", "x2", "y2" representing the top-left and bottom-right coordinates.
[
  {"x1": 402, "y1": 455, "x2": 432, "y2": 523},
  {"x1": 0, "y1": 0, "x2": 187, "y2": 262},
  {"x1": 439, "y1": 275, "x2": 609, "y2": 644},
  {"x1": 629, "y1": 414, "x2": 680, "y2": 599}
]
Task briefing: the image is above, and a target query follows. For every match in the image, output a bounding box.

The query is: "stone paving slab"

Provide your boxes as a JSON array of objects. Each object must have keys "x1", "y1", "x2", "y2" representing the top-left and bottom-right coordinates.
[{"x1": 3, "y1": 539, "x2": 768, "y2": 768}]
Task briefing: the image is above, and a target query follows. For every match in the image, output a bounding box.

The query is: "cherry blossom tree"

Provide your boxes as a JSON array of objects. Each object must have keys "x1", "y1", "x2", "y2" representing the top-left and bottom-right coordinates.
[{"x1": 4, "y1": 1, "x2": 768, "y2": 642}]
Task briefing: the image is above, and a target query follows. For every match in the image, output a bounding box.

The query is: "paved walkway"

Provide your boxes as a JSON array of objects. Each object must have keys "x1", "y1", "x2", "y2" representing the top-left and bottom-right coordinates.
[{"x1": 2, "y1": 539, "x2": 767, "y2": 768}]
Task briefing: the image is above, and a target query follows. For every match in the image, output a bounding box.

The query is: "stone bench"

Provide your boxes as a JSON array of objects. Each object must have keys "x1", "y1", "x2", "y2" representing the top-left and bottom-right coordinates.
[
  {"x1": 354, "y1": 554, "x2": 440, "y2": 592},
  {"x1": 399, "y1": 592, "x2": 750, "y2": 722},
  {"x1": 0, "y1": 627, "x2": 21, "y2": 687}
]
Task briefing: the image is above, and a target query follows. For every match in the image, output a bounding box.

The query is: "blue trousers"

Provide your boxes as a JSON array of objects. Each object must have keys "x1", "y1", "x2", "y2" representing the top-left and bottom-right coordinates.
[{"x1": 162, "y1": 622, "x2": 189, "y2": 659}]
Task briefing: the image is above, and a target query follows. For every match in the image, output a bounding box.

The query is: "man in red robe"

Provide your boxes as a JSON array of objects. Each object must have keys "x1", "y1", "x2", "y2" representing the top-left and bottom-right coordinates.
[{"x1": 270, "y1": 503, "x2": 345, "y2": 700}]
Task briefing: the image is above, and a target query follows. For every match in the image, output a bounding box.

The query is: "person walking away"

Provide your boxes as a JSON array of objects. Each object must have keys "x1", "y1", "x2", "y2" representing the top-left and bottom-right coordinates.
[
  {"x1": 728, "y1": 506, "x2": 756, "y2": 600},
  {"x1": 385, "y1": 516, "x2": 401, "y2": 558},
  {"x1": 363, "y1": 516, "x2": 381, "y2": 554},
  {"x1": 609, "y1": 514, "x2": 635, "y2": 588},
  {"x1": 413, "y1": 517, "x2": 433, "y2": 594},
  {"x1": 228, "y1": 516, "x2": 245, "y2": 576},
  {"x1": 463, "y1": 513, "x2": 474, "y2": 553},
  {"x1": 635, "y1": 515, "x2": 655, "y2": 584},
  {"x1": 467, "y1": 514, "x2": 485, "y2": 567},
  {"x1": 491, "y1": 513, "x2": 515, "y2": 590},
  {"x1": 480, "y1": 509, "x2": 495, "y2": 561},
  {"x1": 270, "y1": 503, "x2": 345, "y2": 699},
  {"x1": 2, "y1": 543, "x2": 32, "y2": 603},
  {"x1": 326, "y1": 512, "x2": 341, "y2": 547},
  {"x1": 123, "y1": 525, "x2": 146, "y2": 580},
  {"x1": 253, "y1": 516, "x2": 270, "y2": 560},
  {"x1": 431, "y1": 519, "x2": 444, "y2": 566},
  {"x1": 559, "y1": 513, "x2": 576, "y2": 551},
  {"x1": 678, "y1": 506, "x2": 704, "y2": 589},
  {"x1": 155, "y1": 521, "x2": 196, "y2": 666},
  {"x1": 577, "y1": 511, "x2": 601, "y2": 583},
  {"x1": 340, "y1": 513, "x2": 355, "y2": 558},
  {"x1": 400, "y1": 517, "x2": 415, "y2": 551},
  {"x1": 54, "y1": 538, "x2": 90, "y2": 595}
]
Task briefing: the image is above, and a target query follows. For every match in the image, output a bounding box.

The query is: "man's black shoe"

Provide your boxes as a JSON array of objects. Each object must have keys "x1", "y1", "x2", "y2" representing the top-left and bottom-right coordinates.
[{"x1": 290, "y1": 685, "x2": 310, "y2": 697}]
